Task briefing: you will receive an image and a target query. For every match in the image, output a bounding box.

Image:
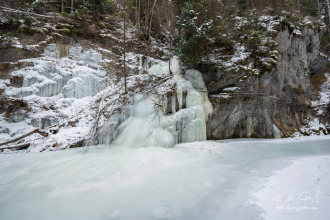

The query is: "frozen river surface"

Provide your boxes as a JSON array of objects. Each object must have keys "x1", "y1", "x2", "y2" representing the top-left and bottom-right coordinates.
[{"x1": 1, "y1": 137, "x2": 330, "y2": 220}]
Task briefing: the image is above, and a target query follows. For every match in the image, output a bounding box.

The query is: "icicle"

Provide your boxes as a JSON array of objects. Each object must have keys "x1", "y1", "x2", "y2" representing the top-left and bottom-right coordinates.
[
  {"x1": 177, "y1": 87, "x2": 183, "y2": 110},
  {"x1": 171, "y1": 95, "x2": 176, "y2": 114},
  {"x1": 146, "y1": 57, "x2": 149, "y2": 71},
  {"x1": 139, "y1": 55, "x2": 143, "y2": 75},
  {"x1": 273, "y1": 124, "x2": 281, "y2": 139}
]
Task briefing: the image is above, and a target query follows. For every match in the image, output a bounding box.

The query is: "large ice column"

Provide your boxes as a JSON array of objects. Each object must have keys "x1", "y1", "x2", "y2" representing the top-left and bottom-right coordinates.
[
  {"x1": 183, "y1": 69, "x2": 213, "y2": 117},
  {"x1": 162, "y1": 68, "x2": 213, "y2": 145},
  {"x1": 161, "y1": 105, "x2": 207, "y2": 144},
  {"x1": 113, "y1": 95, "x2": 175, "y2": 148},
  {"x1": 112, "y1": 58, "x2": 212, "y2": 147}
]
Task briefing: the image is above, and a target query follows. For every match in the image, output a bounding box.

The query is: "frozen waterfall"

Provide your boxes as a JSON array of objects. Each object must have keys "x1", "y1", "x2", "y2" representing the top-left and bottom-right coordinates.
[
  {"x1": 6, "y1": 44, "x2": 106, "y2": 99},
  {"x1": 273, "y1": 124, "x2": 281, "y2": 139},
  {"x1": 111, "y1": 58, "x2": 213, "y2": 147}
]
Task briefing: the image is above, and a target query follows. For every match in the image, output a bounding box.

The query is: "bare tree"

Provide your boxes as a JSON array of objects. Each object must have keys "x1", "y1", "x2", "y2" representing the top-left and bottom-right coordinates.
[
  {"x1": 166, "y1": 0, "x2": 174, "y2": 75},
  {"x1": 147, "y1": 0, "x2": 158, "y2": 45},
  {"x1": 123, "y1": 0, "x2": 128, "y2": 94},
  {"x1": 276, "y1": 0, "x2": 280, "y2": 14},
  {"x1": 145, "y1": 0, "x2": 149, "y2": 43},
  {"x1": 135, "y1": 0, "x2": 141, "y2": 37},
  {"x1": 88, "y1": 74, "x2": 174, "y2": 142},
  {"x1": 327, "y1": 0, "x2": 330, "y2": 25}
]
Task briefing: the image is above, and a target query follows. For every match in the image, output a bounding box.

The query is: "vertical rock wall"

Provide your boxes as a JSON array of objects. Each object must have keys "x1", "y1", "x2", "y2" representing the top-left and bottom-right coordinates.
[{"x1": 207, "y1": 27, "x2": 324, "y2": 139}]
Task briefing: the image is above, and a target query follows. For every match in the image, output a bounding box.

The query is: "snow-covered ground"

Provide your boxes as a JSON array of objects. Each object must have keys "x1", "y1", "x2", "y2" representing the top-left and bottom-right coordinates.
[
  {"x1": 312, "y1": 73, "x2": 330, "y2": 116},
  {"x1": 296, "y1": 72, "x2": 330, "y2": 136},
  {"x1": 0, "y1": 137, "x2": 329, "y2": 220}
]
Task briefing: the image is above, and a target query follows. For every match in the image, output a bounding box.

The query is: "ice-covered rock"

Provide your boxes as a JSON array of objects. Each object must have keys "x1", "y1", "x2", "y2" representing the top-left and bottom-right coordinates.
[
  {"x1": 6, "y1": 47, "x2": 107, "y2": 99},
  {"x1": 62, "y1": 66, "x2": 106, "y2": 99},
  {"x1": 43, "y1": 44, "x2": 59, "y2": 58},
  {"x1": 1, "y1": 42, "x2": 212, "y2": 150},
  {"x1": 69, "y1": 44, "x2": 103, "y2": 66},
  {"x1": 0, "y1": 43, "x2": 110, "y2": 150},
  {"x1": 97, "y1": 111, "x2": 129, "y2": 145}
]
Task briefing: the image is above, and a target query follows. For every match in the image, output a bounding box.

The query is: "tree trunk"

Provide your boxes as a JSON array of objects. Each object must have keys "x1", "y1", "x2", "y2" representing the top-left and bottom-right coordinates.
[
  {"x1": 135, "y1": 0, "x2": 141, "y2": 38},
  {"x1": 138, "y1": 0, "x2": 141, "y2": 37},
  {"x1": 148, "y1": 0, "x2": 157, "y2": 46},
  {"x1": 123, "y1": 0, "x2": 128, "y2": 94},
  {"x1": 71, "y1": 0, "x2": 74, "y2": 13},
  {"x1": 168, "y1": 0, "x2": 173, "y2": 75},
  {"x1": 327, "y1": 0, "x2": 330, "y2": 26},
  {"x1": 145, "y1": 0, "x2": 149, "y2": 44},
  {"x1": 250, "y1": 0, "x2": 255, "y2": 9},
  {"x1": 61, "y1": 0, "x2": 64, "y2": 13},
  {"x1": 135, "y1": 0, "x2": 139, "y2": 36},
  {"x1": 317, "y1": 0, "x2": 320, "y2": 15},
  {"x1": 0, "y1": 143, "x2": 30, "y2": 151}
]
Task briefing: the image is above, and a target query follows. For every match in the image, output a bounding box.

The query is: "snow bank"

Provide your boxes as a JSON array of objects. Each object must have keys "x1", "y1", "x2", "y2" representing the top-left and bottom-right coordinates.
[{"x1": 312, "y1": 73, "x2": 330, "y2": 115}]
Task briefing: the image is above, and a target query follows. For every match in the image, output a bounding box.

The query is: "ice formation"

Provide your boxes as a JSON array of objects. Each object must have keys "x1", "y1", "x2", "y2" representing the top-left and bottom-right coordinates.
[
  {"x1": 1, "y1": 137, "x2": 330, "y2": 219},
  {"x1": 0, "y1": 43, "x2": 110, "y2": 150},
  {"x1": 1, "y1": 41, "x2": 212, "y2": 150},
  {"x1": 272, "y1": 124, "x2": 281, "y2": 139},
  {"x1": 5, "y1": 44, "x2": 107, "y2": 99},
  {"x1": 111, "y1": 58, "x2": 213, "y2": 147}
]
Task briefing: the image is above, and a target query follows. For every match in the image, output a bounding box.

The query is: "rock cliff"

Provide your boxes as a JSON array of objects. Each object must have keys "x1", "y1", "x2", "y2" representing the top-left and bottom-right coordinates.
[{"x1": 206, "y1": 25, "x2": 327, "y2": 139}]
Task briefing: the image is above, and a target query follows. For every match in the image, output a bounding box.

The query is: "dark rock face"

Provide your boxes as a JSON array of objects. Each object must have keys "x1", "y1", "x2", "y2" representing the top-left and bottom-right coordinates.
[
  {"x1": 0, "y1": 61, "x2": 34, "y2": 80},
  {"x1": 7, "y1": 109, "x2": 27, "y2": 123},
  {"x1": 208, "y1": 95, "x2": 274, "y2": 139},
  {"x1": 0, "y1": 96, "x2": 29, "y2": 118},
  {"x1": 206, "y1": 28, "x2": 322, "y2": 139},
  {"x1": 10, "y1": 75, "x2": 24, "y2": 87},
  {"x1": 0, "y1": 47, "x2": 42, "y2": 63}
]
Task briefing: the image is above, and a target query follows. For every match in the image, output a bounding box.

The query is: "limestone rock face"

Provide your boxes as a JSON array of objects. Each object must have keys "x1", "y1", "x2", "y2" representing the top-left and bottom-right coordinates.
[{"x1": 206, "y1": 27, "x2": 324, "y2": 139}]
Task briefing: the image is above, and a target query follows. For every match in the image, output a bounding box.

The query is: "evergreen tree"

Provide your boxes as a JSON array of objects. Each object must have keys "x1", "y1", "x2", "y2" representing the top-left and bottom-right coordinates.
[
  {"x1": 173, "y1": 2, "x2": 213, "y2": 68},
  {"x1": 320, "y1": 0, "x2": 330, "y2": 27}
]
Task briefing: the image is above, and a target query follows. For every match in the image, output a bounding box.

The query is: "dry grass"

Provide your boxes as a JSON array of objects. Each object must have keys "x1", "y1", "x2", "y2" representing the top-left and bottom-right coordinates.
[{"x1": 310, "y1": 73, "x2": 327, "y2": 90}]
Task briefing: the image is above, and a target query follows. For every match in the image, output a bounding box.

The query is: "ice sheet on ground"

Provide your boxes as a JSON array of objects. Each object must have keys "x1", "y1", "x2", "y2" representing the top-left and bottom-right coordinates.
[{"x1": 0, "y1": 137, "x2": 329, "y2": 220}]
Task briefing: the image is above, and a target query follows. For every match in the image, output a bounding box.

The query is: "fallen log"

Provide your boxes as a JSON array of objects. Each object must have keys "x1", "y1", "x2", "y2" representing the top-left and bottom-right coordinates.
[
  {"x1": 0, "y1": 129, "x2": 48, "y2": 147},
  {"x1": 0, "y1": 143, "x2": 30, "y2": 151}
]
